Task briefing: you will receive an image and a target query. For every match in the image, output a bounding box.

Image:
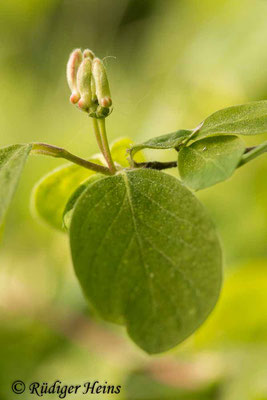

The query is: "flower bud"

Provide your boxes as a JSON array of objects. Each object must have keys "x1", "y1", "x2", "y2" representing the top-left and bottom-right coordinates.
[
  {"x1": 77, "y1": 58, "x2": 93, "y2": 111},
  {"x1": 91, "y1": 75, "x2": 97, "y2": 103},
  {"x1": 66, "y1": 49, "x2": 82, "y2": 104},
  {"x1": 67, "y1": 49, "x2": 113, "y2": 118},
  {"x1": 83, "y1": 49, "x2": 95, "y2": 60},
  {"x1": 92, "y1": 58, "x2": 112, "y2": 109}
]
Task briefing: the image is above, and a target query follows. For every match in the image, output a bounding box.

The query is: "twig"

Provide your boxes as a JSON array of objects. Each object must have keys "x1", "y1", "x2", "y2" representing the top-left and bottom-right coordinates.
[
  {"x1": 31, "y1": 142, "x2": 112, "y2": 175},
  {"x1": 238, "y1": 141, "x2": 267, "y2": 167},
  {"x1": 134, "y1": 143, "x2": 267, "y2": 171},
  {"x1": 134, "y1": 160, "x2": 178, "y2": 170}
]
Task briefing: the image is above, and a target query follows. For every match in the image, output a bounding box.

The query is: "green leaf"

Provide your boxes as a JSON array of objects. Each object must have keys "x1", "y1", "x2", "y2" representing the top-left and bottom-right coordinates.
[
  {"x1": 70, "y1": 169, "x2": 222, "y2": 354},
  {"x1": 0, "y1": 144, "x2": 32, "y2": 225},
  {"x1": 178, "y1": 136, "x2": 246, "y2": 191},
  {"x1": 63, "y1": 174, "x2": 104, "y2": 230},
  {"x1": 110, "y1": 137, "x2": 145, "y2": 167},
  {"x1": 130, "y1": 130, "x2": 192, "y2": 159},
  {"x1": 197, "y1": 101, "x2": 267, "y2": 139},
  {"x1": 32, "y1": 159, "x2": 102, "y2": 231}
]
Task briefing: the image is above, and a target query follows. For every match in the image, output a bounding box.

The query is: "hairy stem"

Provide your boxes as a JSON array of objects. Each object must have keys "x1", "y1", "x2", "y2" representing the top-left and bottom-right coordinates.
[
  {"x1": 91, "y1": 117, "x2": 105, "y2": 155},
  {"x1": 97, "y1": 118, "x2": 116, "y2": 174},
  {"x1": 134, "y1": 160, "x2": 178, "y2": 170},
  {"x1": 238, "y1": 141, "x2": 267, "y2": 167},
  {"x1": 31, "y1": 143, "x2": 112, "y2": 175}
]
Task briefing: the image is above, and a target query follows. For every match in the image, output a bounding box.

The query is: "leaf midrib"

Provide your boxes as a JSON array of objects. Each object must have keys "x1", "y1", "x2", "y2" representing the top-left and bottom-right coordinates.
[
  {"x1": 121, "y1": 171, "x2": 201, "y2": 317},
  {"x1": 121, "y1": 171, "x2": 158, "y2": 315}
]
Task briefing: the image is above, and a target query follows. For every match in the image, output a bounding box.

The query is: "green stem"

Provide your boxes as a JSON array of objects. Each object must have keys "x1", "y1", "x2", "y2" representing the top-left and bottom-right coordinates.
[
  {"x1": 92, "y1": 117, "x2": 105, "y2": 155},
  {"x1": 238, "y1": 141, "x2": 267, "y2": 167},
  {"x1": 97, "y1": 118, "x2": 116, "y2": 174},
  {"x1": 31, "y1": 142, "x2": 112, "y2": 176}
]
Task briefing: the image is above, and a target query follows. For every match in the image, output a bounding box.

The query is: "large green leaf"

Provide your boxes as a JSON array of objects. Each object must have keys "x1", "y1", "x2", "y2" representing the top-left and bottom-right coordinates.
[
  {"x1": 130, "y1": 130, "x2": 192, "y2": 160},
  {"x1": 197, "y1": 101, "x2": 267, "y2": 139},
  {"x1": 178, "y1": 136, "x2": 246, "y2": 190},
  {"x1": 0, "y1": 144, "x2": 32, "y2": 225},
  {"x1": 32, "y1": 161, "x2": 101, "y2": 231},
  {"x1": 70, "y1": 169, "x2": 222, "y2": 354}
]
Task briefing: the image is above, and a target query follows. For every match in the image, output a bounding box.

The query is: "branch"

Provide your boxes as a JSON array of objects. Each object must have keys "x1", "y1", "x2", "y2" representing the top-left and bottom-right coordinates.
[
  {"x1": 134, "y1": 142, "x2": 267, "y2": 171},
  {"x1": 31, "y1": 142, "x2": 112, "y2": 175},
  {"x1": 134, "y1": 160, "x2": 178, "y2": 170},
  {"x1": 238, "y1": 141, "x2": 267, "y2": 167}
]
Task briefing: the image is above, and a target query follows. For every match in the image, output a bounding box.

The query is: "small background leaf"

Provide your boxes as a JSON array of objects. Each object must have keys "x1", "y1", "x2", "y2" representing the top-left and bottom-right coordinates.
[
  {"x1": 110, "y1": 137, "x2": 145, "y2": 166},
  {"x1": 197, "y1": 101, "x2": 267, "y2": 138},
  {"x1": 130, "y1": 130, "x2": 192, "y2": 159},
  {"x1": 70, "y1": 169, "x2": 222, "y2": 354},
  {"x1": 0, "y1": 144, "x2": 32, "y2": 225},
  {"x1": 32, "y1": 159, "x2": 102, "y2": 231},
  {"x1": 178, "y1": 136, "x2": 246, "y2": 190}
]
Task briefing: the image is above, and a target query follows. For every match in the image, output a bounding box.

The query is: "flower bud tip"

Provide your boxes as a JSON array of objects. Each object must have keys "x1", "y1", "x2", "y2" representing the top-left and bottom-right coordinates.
[
  {"x1": 70, "y1": 92, "x2": 80, "y2": 104},
  {"x1": 100, "y1": 96, "x2": 112, "y2": 107},
  {"x1": 77, "y1": 98, "x2": 89, "y2": 110},
  {"x1": 83, "y1": 49, "x2": 95, "y2": 60}
]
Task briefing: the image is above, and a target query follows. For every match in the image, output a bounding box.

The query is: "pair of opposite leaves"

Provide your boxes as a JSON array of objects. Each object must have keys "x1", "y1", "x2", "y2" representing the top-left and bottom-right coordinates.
[
  {"x1": 131, "y1": 101, "x2": 267, "y2": 190},
  {"x1": 1, "y1": 101, "x2": 267, "y2": 353}
]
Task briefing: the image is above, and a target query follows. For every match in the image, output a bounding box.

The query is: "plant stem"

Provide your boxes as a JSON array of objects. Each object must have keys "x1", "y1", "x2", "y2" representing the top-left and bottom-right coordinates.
[
  {"x1": 238, "y1": 141, "x2": 267, "y2": 167},
  {"x1": 133, "y1": 141, "x2": 267, "y2": 171},
  {"x1": 134, "y1": 160, "x2": 178, "y2": 170},
  {"x1": 97, "y1": 118, "x2": 116, "y2": 174},
  {"x1": 92, "y1": 117, "x2": 105, "y2": 155},
  {"x1": 31, "y1": 142, "x2": 112, "y2": 175}
]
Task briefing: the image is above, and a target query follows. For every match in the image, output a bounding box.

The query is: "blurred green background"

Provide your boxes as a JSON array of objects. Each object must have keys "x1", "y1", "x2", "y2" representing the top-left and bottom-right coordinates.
[{"x1": 1, "y1": 0, "x2": 267, "y2": 399}]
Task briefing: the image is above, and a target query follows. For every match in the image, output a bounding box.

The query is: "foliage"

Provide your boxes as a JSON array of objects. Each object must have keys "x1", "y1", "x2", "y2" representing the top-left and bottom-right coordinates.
[
  {"x1": 0, "y1": 47, "x2": 267, "y2": 355},
  {"x1": 0, "y1": 144, "x2": 32, "y2": 225},
  {"x1": 70, "y1": 168, "x2": 221, "y2": 353},
  {"x1": 178, "y1": 135, "x2": 245, "y2": 190}
]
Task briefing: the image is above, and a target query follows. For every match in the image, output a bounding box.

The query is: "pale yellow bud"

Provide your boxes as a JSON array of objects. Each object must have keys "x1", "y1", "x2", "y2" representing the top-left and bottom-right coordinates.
[
  {"x1": 92, "y1": 58, "x2": 112, "y2": 109},
  {"x1": 77, "y1": 58, "x2": 93, "y2": 111},
  {"x1": 91, "y1": 75, "x2": 97, "y2": 103},
  {"x1": 66, "y1": 49, "x2": 82, "y2": 104}
]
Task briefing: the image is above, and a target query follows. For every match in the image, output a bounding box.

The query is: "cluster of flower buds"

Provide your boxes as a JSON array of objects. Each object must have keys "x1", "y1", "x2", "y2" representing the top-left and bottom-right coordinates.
[{"x1": 66, "y1": 48, "x2": 112, "y2": 118}]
